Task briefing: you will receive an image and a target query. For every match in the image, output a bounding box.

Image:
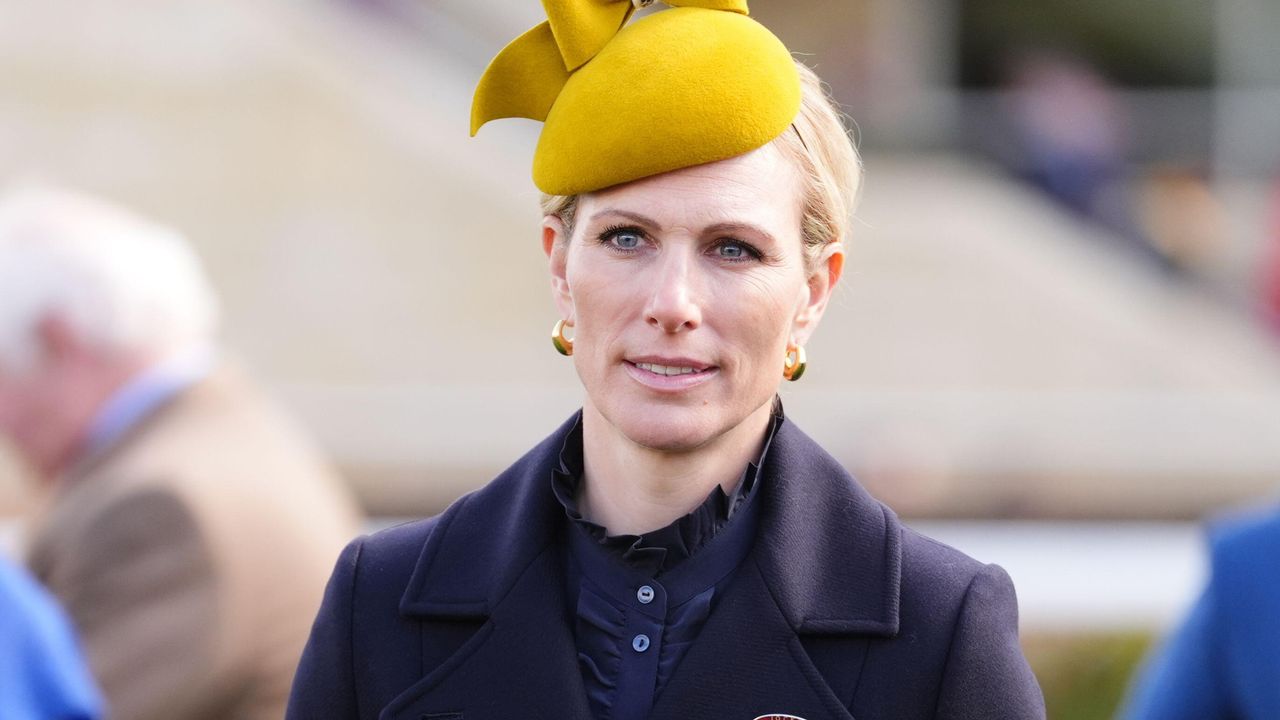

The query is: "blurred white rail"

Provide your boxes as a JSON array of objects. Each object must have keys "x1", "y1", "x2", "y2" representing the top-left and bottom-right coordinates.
[
  {"x1": 1, "y1": 518, "x2": 1205, "y2": 632},
  {"x1": 911, "y1": 521, "x2": 1205, "y2": 632}
]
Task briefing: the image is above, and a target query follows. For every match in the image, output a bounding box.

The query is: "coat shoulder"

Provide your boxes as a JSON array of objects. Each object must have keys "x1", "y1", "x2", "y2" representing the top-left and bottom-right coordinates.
[
  {"x1": 348, "y1": 512, "x2": 451, "y2": 606},
  {"x1": 894, "y1": 525, "x2": 1007, "y2": 652},
  {"x1": 898, "y1": 525, "x2": 991, "y2": 606},
  {"x1": 289, "y1": 512, "x2": 456, "y2": 718},
  {"x1": 855, "y1": 524, "x2": 1044, "y2": 719},
  {"x1": 339, "y1": 412, "x2": 575, "y2": 613},
  {"x1": 359, "y1": 516, "x2": 445, "y2": 567}
]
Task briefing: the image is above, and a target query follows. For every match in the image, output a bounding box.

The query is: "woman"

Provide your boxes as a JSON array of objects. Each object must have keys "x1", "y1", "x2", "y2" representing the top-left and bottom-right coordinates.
[{"x1": 288, "y1": 2, "x2": 1045, "y2": 718}]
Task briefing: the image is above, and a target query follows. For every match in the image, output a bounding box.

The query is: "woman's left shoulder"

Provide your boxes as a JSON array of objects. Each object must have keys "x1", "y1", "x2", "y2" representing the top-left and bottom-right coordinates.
[
  {"x1": 888, "y1": 525, "x2": 1044, "y2": 717},
  {"x1": 896, "y1": 524, "x2": 1021, "y2": 623}
]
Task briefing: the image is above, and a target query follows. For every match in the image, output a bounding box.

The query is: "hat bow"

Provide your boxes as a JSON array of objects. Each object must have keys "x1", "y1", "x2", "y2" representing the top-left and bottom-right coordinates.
[{"x1": 470, "y1": 0, "x2": 750, "y2": 136}]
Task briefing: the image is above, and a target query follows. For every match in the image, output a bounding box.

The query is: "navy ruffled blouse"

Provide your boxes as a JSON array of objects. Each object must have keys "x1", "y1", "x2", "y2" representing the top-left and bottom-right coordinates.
[{"x1": 552, "y1": 410, "x2": 781, "y2": 720}]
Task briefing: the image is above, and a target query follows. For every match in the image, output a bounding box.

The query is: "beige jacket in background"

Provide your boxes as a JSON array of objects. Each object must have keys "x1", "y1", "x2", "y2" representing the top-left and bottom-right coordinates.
[{"x1": 27, "y1": 366, "x2": 362, "y2": 720}]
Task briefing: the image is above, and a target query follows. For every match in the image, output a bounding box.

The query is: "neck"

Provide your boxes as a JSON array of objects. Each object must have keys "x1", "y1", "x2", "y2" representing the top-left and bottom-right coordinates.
[{"x1": 578, "y1": 398, "x2": 773, "y2": 536}]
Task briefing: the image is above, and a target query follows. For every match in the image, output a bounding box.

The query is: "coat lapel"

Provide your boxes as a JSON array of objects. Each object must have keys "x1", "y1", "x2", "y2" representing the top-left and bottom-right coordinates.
[
  {"x1": 649, "y1": 559, "x2": 859, "y2": 720},
  {"x1": 652, "y1": 420, "x2": 904, "y2": 719},
  {"x1": 381, "y1": 413, "x2": 593, "y2": 720},
  {"x1": 752, "y1": 421, "x2": 902, "y2": 637},
  {"x1": 380, "y1": 545, "x2": 593, "y2": 720}
]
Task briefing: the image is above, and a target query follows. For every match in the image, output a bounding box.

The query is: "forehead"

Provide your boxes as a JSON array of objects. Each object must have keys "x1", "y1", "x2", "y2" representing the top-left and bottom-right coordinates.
[{"x1": 579, "y1": 143, "x2": 803, "y2": 232}]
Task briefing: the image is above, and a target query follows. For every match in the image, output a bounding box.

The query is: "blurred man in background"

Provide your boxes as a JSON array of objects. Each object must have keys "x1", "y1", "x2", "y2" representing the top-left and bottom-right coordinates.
[
  {"x1": 0, "y1": 186, "x2": 362, "y2": 720},
  {"x1": 0, "y1": 555, "x2": 102, "y2": 720}
]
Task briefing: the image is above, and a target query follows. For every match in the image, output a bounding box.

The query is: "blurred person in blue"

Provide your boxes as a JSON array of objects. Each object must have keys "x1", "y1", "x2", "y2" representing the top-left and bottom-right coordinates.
[
  {"x1": 288, "y1": 2, "x2": 1045, "y2": 719},
  {"x1": 0, "y1": 555, "x2": 101, "y2": 720},
  {"x1": 1122, "y1": 506, "x2": 1280, "y2": 719},
  {"x1": 0, "y1": 186, "x2": 362, "y2": 720}
]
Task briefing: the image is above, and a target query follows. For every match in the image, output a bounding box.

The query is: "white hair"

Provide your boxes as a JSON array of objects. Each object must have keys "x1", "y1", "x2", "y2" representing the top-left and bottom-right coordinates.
[{"x1": 0, "y1": 186, "x2": 219, "y2": 371}]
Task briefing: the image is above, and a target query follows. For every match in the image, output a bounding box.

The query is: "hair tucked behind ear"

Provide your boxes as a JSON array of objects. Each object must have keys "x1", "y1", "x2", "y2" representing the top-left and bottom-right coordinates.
[
  {"x1": 540, "y1": 60, "x2": 861, "y2": 270},
  {"x1": 540, "y1": 193, "x2": 579, "y2": 243},
  {"x1": 773, "y1": 61, "x2": 862, "y2": 271}
]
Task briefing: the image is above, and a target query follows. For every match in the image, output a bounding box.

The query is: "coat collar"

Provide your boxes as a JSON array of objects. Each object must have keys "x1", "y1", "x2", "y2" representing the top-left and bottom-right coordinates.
[
  {"x1": 385, "y1": 412, "x2": 901, "y2": 720},
  {"x1": 398, "y1": 412, "x2": 578, "y2": 619},
  {"x1": 753, "y1": 415, "x2": 902, "y2": 635},
  {"x1": 399, "y1": 411, "x2": 902, "y2": 635}
]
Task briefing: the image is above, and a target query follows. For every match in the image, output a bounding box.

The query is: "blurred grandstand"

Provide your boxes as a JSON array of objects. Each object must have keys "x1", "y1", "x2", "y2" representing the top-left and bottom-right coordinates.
[
  {"x1": 3, "y1": 1, "x2": 1279, "y2": 715},
  {"x1": 6, "y1": 0, "x2": 1278, "y2": 520}
]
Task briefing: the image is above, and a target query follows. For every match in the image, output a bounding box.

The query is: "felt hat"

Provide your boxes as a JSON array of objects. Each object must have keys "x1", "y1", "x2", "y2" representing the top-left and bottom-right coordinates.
[{"x1": 470, "y1": 0, "x2": 801, "y2": 195}]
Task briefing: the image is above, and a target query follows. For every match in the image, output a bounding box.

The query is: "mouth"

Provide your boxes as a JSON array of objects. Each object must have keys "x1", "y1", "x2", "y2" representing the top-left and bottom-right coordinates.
[
  {"x1": 624, "y1": 357, "x2": 718, "y2": 390},
  {"x1": 632, "y1": 361, "x2": 707, "y2": 376}
]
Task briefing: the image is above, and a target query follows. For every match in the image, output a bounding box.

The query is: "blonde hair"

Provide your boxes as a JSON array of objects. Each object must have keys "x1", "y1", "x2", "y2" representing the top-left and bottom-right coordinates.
[{"x1": 541, "y1": 60, "x2": 862, "y2": 271}]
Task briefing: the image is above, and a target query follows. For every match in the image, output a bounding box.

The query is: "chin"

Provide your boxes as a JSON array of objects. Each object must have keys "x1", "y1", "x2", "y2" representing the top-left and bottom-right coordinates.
[
  {"x1": 602, "y1": 396, "x2": 735, "y2": 453},
  {"x1": 626, "y1": 425, "x2": 714, "y2": 453}
]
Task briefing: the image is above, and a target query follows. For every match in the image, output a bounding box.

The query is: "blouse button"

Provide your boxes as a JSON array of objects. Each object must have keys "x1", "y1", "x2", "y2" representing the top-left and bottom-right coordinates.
[
  {"x1": 632, "y1": 634, "x2": 651, "y2": 653},
  {"x1": 637, "y1": 585, "x2": 655, "y2": 604}
]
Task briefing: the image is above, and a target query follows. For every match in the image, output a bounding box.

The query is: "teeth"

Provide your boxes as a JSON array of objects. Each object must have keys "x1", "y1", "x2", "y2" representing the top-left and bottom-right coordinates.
[{"x1": 636, "y1": 362, "x2": 700, "y2": 376}]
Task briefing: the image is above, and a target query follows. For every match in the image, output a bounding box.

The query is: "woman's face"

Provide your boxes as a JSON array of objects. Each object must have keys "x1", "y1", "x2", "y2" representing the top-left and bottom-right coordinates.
[{"x1": 543, "y1": 143, "x2": 843, "y2": 453}]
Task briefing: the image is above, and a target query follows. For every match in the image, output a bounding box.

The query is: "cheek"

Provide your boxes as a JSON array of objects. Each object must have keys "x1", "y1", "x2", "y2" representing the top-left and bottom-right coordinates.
[
  {"x1": 566, "y1": 252, "x2": 634, "y2": 325},
  {"x1": 564, "y1": 262, "x2": 628, "y2": 371},
  {"x1": 720, "y1": 275, "x2": 800, "y2": 357}
]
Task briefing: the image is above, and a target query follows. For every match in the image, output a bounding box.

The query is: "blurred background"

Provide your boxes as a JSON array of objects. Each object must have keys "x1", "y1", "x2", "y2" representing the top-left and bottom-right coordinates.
[{"x1": 2, "y1": 0, "x2": 1279, "y2": 716}]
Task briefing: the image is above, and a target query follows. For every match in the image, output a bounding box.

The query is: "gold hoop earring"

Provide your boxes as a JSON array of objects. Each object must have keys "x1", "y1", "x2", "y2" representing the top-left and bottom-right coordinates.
[
  {"x1": 783, "y1": 343, "x2": 806, "y2": 381},
  {"x1": 552, "y1": 319, "x2": 574, "y2": 356}
]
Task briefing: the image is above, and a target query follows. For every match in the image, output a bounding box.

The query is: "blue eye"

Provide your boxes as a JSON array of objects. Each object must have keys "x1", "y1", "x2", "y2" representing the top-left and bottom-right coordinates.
[
  {"x1": 714, "y1": 239, "x2": 761, "y2": 262},
  {"x1": 599, "y1": 225, "x2": 645, "y2": 252},
  {"x1": 613, "y1": 232, "x2": 641, "y2": 249}
]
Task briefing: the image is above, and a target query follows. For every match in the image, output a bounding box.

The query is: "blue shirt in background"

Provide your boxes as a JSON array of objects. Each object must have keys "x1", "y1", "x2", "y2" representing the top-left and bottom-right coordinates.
[
  {"x1": 0, "y1": 557, "x2": 102, "y2": 720},
  {"x1": 83, "y1": 346, "x2": 215, "y2": 457}
]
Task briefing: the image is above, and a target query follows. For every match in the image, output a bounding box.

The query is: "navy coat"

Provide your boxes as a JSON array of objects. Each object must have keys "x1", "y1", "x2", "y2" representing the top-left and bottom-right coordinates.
[
  {"x1": 287, "y1": 415, "x2": 1045, "y2": 719},
  {"x1": 1123, "y1": 506, "x2": 1280, "y2": 719}
]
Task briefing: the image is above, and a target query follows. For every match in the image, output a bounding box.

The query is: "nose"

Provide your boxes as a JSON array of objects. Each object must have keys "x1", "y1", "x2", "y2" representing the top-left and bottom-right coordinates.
[{"x1": 643, "y1": 249, "x2": 702, "y2": 333}]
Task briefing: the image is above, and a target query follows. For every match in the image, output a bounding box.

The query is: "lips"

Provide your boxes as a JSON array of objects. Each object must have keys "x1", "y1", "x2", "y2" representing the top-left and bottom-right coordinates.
[
  {"x1": 623, "y1": 356, "x2": 718, "y2": 391},
  {"x1": 633, "y1": 361, "x2": 702, "y2": 376},
  {"x1": 626, "y1": 356, "x2": 714, "y2": 373}
]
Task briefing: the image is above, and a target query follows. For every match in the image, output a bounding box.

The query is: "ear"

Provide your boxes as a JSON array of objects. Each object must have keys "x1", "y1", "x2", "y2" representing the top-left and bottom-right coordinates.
[
  {"x1": 542, "y1": 214, "x2": 575, "y2": 323},
  {"x1": 791, "y1": 241, "x2": 845, "y2": 346}
]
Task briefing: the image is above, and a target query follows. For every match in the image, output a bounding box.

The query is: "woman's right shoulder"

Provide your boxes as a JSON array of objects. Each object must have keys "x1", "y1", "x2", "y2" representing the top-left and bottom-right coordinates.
[
  {"x1": 341, "y1": 496, "x2": 473, "y2": 588},
  {"x1": 289, "y1": 500, "x2": 480, "y2": 719},
  {"x1": 357, "y1": 515, "x2": 445, "y2": 558},
  {"x1": 335, "y1": 413, "x2": 574, "y2": 596}
]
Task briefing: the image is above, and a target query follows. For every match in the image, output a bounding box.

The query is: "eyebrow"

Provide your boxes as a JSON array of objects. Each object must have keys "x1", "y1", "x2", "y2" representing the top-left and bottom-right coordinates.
[
  {"x1": 587, "y1": 208, "x2": 661, "y2": 231},
  {"x1": 587, "y1": 208, "x2": 778, "y2": 246}
]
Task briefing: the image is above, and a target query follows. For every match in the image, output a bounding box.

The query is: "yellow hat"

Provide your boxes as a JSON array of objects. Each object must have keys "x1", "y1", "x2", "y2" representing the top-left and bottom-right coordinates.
[{"x1": 470, "y1": 0, "x2": 801, "y2": 196}]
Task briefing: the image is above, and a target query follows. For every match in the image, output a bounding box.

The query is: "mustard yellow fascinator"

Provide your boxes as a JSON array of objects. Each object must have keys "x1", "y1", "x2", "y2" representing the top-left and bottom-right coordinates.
[{"x1": 470, "y1": 0, "x2": 801, "y2": 195}]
